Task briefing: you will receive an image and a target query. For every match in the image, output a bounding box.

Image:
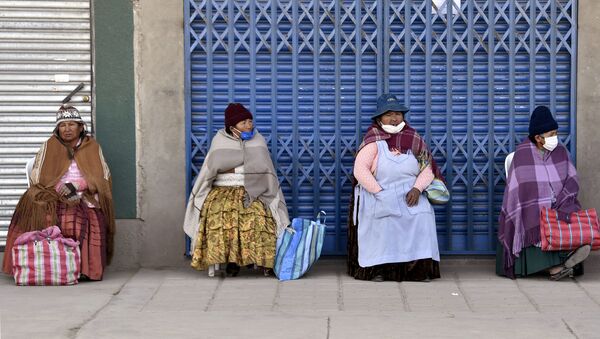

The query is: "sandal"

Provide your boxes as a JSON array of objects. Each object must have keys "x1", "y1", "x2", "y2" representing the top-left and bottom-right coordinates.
[
  {"x1": 564, "y1": 245, "x2": 591, "y2": 269},
  {"x1": 550, "y1": 267, "x2": 574, "y2": 281},
  {"x1": 549, "y1": 245, "x2": 591, "y2": 281}
]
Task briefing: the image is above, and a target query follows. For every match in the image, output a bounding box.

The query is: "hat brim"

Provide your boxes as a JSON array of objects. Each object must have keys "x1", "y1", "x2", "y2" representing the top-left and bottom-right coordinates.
[
  {"x1": 371, "y1": 103, "x2": 409, "y2": 119},
  {"x1": 55, "y1": 119, "x2": 87, "y2": 130}
]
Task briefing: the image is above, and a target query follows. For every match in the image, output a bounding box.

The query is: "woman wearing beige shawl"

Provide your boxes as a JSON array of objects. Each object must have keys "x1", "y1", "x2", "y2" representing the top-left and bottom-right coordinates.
[{"x1": 183, "y1": 103, "x2": 290, "y2": 276}]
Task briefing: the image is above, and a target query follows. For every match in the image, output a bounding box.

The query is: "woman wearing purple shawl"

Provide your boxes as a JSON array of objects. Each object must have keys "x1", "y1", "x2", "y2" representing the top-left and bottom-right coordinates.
[{"x1": 498, "y1": 106, "x2": 591, "y2": 280}]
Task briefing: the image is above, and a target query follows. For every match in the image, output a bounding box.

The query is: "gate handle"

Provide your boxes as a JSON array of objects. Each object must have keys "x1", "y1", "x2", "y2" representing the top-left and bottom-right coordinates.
[{"x1": 316, "y1": 210, "x2": 326, "y2": 225}]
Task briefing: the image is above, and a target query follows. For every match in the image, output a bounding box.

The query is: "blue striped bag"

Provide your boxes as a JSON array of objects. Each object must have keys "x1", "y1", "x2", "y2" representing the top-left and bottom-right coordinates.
[{"x1": 273, "y1": 212, "x2": 326, "y2": 281}]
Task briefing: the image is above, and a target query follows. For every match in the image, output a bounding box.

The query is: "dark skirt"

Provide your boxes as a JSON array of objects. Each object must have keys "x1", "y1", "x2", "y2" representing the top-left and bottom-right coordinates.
[
  {"x1": 2, "y1": 201, "x2": 107, "y2": 281},
  {"x1": 495, "y1": 239, "x2": 584, "y2": 278},
  {"x1": 347, "y1": 180, "x2": 440, "y2": 282},
  {"x1": 57, "y1": 203, "x2": 107, "y2": 281}
]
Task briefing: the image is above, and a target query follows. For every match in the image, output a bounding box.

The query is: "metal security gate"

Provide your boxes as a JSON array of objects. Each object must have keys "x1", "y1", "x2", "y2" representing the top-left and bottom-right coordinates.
[
  {"x1": 0, "y1": 1, "x2": 93, "y2": 248},
  {"x1": 185, "y1": 0, "x2": 577, "y2": 255}
]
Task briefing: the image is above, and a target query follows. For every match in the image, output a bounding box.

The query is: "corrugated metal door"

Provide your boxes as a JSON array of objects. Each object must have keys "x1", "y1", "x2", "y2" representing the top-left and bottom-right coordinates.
[
  {"x1": 185, "y1": 0, "x2": 577, "y2": 255},
  {"x1": 0, "y1": 1, "x2": 93, "y2": 247}
]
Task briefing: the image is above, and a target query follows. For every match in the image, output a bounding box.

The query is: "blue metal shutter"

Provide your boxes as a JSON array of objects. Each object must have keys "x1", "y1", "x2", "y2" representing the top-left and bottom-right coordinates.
[{"x1": 185, "y1": 0, "x2": 577, "y2": 255}]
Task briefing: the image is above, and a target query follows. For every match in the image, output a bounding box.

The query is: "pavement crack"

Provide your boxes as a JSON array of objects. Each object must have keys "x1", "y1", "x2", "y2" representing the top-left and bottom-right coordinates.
[
  {"x1": 140, "y1": 278, "x2": 165, "y2": 312},
  {"x1": 453, "y1": 272, "x2": 474, "y2": 312},
  {"x1": 574, "y1": 278, "x2": 600, "y2": 307},
  {"x1": 326, "y1": 316, "x2": 331, "y2": 339},
  {"x1": 337, "y1": 270, "x2": 344, "y2": 311},
  {"x1": 271, "y1": 280, "x2": 281, "y2": 311},
  {"x1": 204, "y1": 276, "x2": 224, "y2": 312},
  {"x1": 514, "y1": 279, "x2": 541, "y2": 313},
  {"x1": 68, "y1": 269, "x2": 139, "y2": 338},
  {"x1": 561, "y1": 318, "x2": 580, "y2": 339},
  {"x1": 398, "y1": 283, "x2": 411, "y2": 312}
]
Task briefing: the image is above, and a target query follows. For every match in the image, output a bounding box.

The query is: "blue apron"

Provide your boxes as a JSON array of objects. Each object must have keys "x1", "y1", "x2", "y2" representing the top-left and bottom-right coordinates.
[{"x1": 354, "y1": 141, "x2": 440, "y2": 267}]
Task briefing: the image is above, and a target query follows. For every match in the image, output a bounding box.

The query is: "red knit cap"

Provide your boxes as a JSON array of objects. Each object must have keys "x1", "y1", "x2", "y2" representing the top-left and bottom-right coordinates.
[{"x1": 224, "y1": 103, "x2": 253, "y2": 131}]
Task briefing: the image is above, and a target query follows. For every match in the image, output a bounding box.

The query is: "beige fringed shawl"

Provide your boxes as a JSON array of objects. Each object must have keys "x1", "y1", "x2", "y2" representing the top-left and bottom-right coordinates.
[
  {"x1": 11, "y1": 135, "x2": 116, "y2": 263},
  {"x1": 183, "y1": 129, "x2": 290, "y2": 251}
]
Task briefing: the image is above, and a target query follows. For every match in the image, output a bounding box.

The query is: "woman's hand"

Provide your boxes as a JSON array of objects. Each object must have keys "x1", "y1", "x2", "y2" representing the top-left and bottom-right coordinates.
[
  {"x1": 57, "y1": 182, "x2": 80, "y2": 202},
  {"x1": 58, "y1": 182, "x2": 79, "y2": 196},
  {"x1": 405, "y1": 188, "x2": 421, "y2": 207}
]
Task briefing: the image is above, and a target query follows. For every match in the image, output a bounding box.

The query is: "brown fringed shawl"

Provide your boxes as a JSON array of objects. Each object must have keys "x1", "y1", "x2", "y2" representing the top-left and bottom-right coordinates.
[{"x1": 11, "y1": 135, "x2": 115, "y2": 263}]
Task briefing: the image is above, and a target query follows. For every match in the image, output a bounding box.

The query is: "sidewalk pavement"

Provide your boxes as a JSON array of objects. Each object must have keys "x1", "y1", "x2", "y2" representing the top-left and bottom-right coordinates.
[{"x1": 1, "y1": 253, "x2": 600, "y2": 339}]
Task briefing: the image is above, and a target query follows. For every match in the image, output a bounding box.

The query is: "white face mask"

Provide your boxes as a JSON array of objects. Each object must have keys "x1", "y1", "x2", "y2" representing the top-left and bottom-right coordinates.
[
  {"x1": 543, "y1": 135, "x2": 559, "y2": 152},
  {"x1": 380, "y1": 121, "x2": 406, "y2": 134}
]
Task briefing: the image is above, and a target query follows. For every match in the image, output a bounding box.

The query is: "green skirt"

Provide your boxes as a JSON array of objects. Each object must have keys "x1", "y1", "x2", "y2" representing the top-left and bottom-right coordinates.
[
  {"x1": 495, "y1": 239, "x2": 584, "y2": 277},
  {"x1": 191, "y1": 186, "x2": 277, "y2": 271}
]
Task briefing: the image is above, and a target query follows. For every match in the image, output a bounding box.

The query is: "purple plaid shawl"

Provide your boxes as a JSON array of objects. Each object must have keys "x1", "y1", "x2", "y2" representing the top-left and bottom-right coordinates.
[{"x1": 498, "y1": 139, "x2": 580, "y2": 278}]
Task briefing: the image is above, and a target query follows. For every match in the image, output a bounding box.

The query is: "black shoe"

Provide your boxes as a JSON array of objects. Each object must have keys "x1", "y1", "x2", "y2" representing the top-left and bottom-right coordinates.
[
  {"x1": 225, "y1": 263, "x2": 240, "y2": 277},
  {"x1": 371, "y1": 275, "x2": 384, "y2": 282},
  {"x1": 573, "y1": 263, "x2": 584, "y2": 277}
]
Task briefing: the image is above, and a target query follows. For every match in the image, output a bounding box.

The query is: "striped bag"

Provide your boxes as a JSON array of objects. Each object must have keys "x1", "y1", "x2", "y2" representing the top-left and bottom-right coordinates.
[
  {"x1": 273, "y1": 212, "x2": 326, "y2": 281},
  {"x1": 12, "y1": 226, "x2": 81, "y2": 286},
  {"x1": 425, "y1": 178, "x2": 450, "y2": 205},
  {"x1": 417, "y1": 153, "x2": 449, "y2": 205},
  {"x1": 540, "y1": 207, "x2": 600, "y2": 251}
]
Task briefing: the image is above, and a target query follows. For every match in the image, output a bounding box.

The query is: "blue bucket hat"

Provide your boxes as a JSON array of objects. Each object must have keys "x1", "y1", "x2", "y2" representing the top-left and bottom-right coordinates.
[{"x1": 372, "y1": 94, "x2": 409, "y2": 119}]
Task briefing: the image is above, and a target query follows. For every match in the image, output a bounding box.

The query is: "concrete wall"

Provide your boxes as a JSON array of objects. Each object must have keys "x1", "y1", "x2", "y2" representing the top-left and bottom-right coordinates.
[
  {"x1": 91, "y1": 0, "x2": 186, "y2": 270},
  {"x1": 51, "y1": 0, "x2": 186, "y2": 270},
  {"x1": 134, "y1": 0, "x2": 187, "y2": 267},
  {"x1": 577, "y1": 1, "x2": 600, "y2": 210}
]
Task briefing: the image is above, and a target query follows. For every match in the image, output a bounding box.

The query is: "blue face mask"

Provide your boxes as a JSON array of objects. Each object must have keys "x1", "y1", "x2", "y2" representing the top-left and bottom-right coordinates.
[
  {"x1": 240, "y1": 130, "x2": 254, "y2": 140},
  {"x1": 233, "y1": 127, "x2": 255, "y2": 141}
]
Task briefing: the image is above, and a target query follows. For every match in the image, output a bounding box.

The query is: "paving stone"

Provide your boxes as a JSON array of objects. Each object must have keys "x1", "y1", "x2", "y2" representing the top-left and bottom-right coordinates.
[{"x1": 2, "y1": 256, "x2": 600, "y2": 338}]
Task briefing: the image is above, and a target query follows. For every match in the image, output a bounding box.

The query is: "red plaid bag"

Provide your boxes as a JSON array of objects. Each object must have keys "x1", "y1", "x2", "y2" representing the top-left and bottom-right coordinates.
[
  {"x1": 540, "y1": 208, "x2": 600, "y2": 251},
  {"x1": 12, "y1": 226, "x2": 81, "y2": 286}
]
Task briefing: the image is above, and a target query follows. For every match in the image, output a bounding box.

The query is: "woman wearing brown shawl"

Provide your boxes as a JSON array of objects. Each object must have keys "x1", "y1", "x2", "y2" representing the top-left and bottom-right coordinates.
[
  {"x1": 183, "y1": 103, "x2": 290, "y2": 277},
  {"x1": 347, "y1": 94, "x2": 443, "y2": 282},
  {"x1": 2, "y1": 105, "x2": 115, "y2": 281}
]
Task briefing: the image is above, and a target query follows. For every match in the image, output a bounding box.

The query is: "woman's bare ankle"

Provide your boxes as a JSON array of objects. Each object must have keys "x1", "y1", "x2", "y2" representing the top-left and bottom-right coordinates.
[{"x1": 548, "y1": 265, "x2": 563, "y2": 275}]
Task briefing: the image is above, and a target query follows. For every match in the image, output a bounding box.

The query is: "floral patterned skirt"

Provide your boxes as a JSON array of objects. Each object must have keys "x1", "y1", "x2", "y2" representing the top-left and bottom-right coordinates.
[{"x1": 191, "y1": 186, "x2": 277, "y2": 271}]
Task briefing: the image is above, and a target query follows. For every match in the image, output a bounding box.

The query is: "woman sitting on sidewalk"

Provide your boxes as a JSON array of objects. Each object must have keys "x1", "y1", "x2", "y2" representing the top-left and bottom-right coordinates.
[
  {"x1": 347, "y1": 94, "x2": 443, "y2": 282},
  {"x1": 498, "y1": 106, "x2": 591, "y2": 280},
  {"x1": 2, "y1": 105, "x2": 115, "y2": 281},
  {"x1": 183, "y1": 103, "x2": 290, "y2": 276}
]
